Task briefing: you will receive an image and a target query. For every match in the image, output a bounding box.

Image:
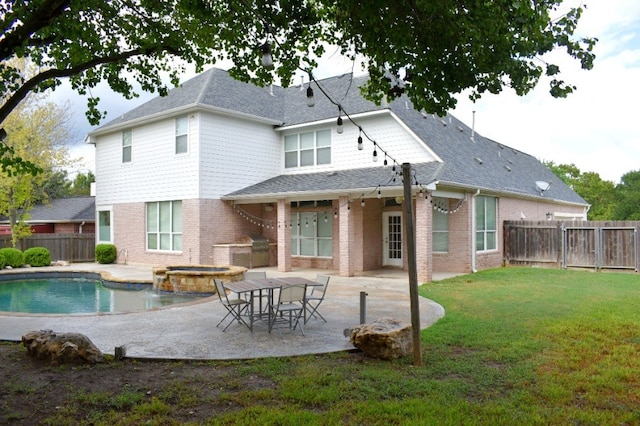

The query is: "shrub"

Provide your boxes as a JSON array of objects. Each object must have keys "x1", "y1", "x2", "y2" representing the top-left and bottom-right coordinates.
[
  {"x1": 0, "y1": 252, "x2": 5, "y2": 269},
  {"x1": 95, "y1": 243, "x2": 117, "y2": 264},
  {"x1": 0, "y1": 247, "x2": 24, "y2": 268},
  {"x1": 24, "y1": 247, "x2": 51, "y2": 267}
]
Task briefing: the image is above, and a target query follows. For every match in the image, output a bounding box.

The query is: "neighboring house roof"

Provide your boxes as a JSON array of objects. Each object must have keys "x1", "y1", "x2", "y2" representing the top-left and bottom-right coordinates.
[
  {"x1": 0, "y1": 197, "x2": 95, "y2": 224},
  {"x1": 92, "y1": 67, "x2": 586, "y2": 206}
]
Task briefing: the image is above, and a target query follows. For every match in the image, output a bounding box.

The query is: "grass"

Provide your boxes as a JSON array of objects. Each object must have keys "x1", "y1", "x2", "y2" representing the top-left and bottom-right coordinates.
[{"x1": 6, "y1": 267, "x2": 640, "y2": 424}]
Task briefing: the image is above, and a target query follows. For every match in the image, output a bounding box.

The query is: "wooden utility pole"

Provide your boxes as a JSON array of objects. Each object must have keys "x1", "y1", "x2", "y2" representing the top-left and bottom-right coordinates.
[{"x1": 402, "y1": 162, "x2": 422, "y2": 366}]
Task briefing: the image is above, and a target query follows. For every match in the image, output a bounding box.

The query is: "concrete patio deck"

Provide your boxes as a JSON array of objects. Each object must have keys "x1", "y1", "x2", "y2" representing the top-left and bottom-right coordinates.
[{"x1": 0, "y1": 263, "x2": 449, "y2": 360}]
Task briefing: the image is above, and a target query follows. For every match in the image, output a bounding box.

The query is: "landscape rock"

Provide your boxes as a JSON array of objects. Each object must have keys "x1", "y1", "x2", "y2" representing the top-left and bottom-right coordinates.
[
  {"x1": 22, "y1": 330, "x2": 104, "y2": 365},
  {"x1": 349, "y1": 317, "x2": 412, "y2": 360}
]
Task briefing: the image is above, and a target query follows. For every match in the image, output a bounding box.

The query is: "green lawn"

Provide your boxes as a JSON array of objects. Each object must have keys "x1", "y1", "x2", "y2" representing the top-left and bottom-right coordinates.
[{"x1": 10, "y1": 267, "x2": 640, "y2": 425}]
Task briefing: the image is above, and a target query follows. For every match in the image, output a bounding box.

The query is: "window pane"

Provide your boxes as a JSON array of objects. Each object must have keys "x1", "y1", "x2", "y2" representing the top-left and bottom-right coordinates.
[
  {"x1": 122, "y1": 130, "x2": 132, "y2": 146},
  {"x1": 172, "y1": 201, "x2": 182, "y2": 232},
  {"x1": 300, "y1": 132, "x2": 314, "y2": 149},
  {"x1": 147, "y1": 203, "x2": 157, "y2": 232},
  {"x1": 318, "y1": 239, "x2": 332, "y2": 256},
  {"x1": 285, "y1": 151, "x2": 298, "y2": 168},
  {"x1": 284, "y1": 135, "x2": 298, "y2": 151},
  {"x1": 122, "y1": 146, "x2": 131, "y2": 163},
  {"x1": 300, "y1": 213, "x2": 315, "y2": 237},
  {"x1": 159, "y1": 202, "x2": 171, "y2": 232},
  {"x1": 148, "y1": 234, "x2": 158, "y2": 250},
  {"x1": 160, "y1": 233, "x2": 171, "y2": 250},
  {"x1": 290, "y1": 214, "x2": 299, "y2": 236},
  {"x1": 300, "y1": 149, "x2": 314, "y2": 167},
  {"x1": 486, "y1": 198, "x2": 497, "y2": 231},
  {"x1": 316, "y1": 130, "x2": 331, "y2": 147},
  {"x1": 317, "y1": 215, "x2": 332, "y2": 237},
  {"x1": 476, "y1": 197, "x2": 486, "y2": 231},
  {"x1": 300, "y1": 238, "x2": 315, "y2": 256},
  {"x1": 433, "y1": 233, "x2": 448, "y2": 252},
  {"x1": 175, "y1": 135, "x2": 188, "y2": 154},
  {"x1": 486, "y1": 231, "x2": 497, "y2": 250},
  {"x1": 476, "y1": 231, "x2": 485, "y2": 251},
  {"x1": 317, "y1": 147, "x2": 331, "y2": 165},
  {"x1": 173, "y1": 234, "x2": 182, "y2": 251},
  {"x1": 176, "y1": 116, "x2": 188, "y2": 135},
  {"x1": 433, "y1": 208, "x2": 448, "y2": 231}
]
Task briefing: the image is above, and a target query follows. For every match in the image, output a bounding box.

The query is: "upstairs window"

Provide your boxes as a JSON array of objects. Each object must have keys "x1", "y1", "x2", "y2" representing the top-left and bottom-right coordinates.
[
  {"x1": 122, "y1": 130, "x2": 132, "y2": 163},
  {"x1": 285, "y1": 129, "x2": 331, "y2": 168},
  {"x1": 175, "y1": 116, "x2": 188, "y2": 154}
]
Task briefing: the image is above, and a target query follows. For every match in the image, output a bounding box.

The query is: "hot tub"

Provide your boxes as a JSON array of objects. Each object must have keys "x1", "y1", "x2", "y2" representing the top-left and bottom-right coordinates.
[{"x1": 152, "y1": 265, "x2": 247, "y2": 294}]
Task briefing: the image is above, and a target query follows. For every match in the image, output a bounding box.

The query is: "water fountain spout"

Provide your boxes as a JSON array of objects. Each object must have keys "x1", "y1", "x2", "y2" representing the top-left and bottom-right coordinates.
[{"x1": 118, "y1": 248, "x2": 128, "y2": 265}]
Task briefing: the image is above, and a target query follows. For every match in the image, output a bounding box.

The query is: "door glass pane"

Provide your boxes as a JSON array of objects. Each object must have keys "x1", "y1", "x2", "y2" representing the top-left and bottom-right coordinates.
[
  {"x1": 388, "y1": 215, "x2": 402, "y2": 259},
  {"x1": 98, "y1": 211, "x2": 111, "y2": 242}
]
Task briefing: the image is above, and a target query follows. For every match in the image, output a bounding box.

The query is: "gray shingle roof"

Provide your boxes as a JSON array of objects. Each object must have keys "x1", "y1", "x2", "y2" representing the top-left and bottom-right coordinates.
[
  {"x1": 0, "y1": 197, "x2": 95, "y2": 224},
  {"x1": 92, "y1": 68, "x2": 585, "y2": 206}
]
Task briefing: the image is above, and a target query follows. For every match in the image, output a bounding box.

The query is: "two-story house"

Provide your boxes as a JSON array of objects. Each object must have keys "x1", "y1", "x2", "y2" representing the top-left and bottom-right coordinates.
[{"x1": 87, "y1": 68, "x2": 587, "y2": 282}]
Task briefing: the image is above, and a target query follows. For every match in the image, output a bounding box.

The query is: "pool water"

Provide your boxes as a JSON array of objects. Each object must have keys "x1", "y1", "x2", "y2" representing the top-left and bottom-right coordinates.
[{"x1": 0, "y1": 278, "x2": 207, "y2": 314}]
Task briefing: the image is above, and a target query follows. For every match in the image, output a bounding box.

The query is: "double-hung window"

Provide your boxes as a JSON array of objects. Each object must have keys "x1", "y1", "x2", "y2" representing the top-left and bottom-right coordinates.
[
  {"x1": 175, "y1": 116, "x2": 188, "y2": 154},
  {"x1": 122, "y1": 130, "x2": 132, "y2": 163},
  {"x1": 476, "y1": 196, "x2": 497, "y2": 251},
  {"x1": 291, "y1": 212, "x2": 332, "y2": 257},
  {"x1": 146, "y1": 201, "x2": 182, "y2": 251},
  {"x1": 285, "y1": 129, "x2": 331, "y2": 168},
  {"x1": 432, "y1": 198, "x2": 449, "y2": 252}
]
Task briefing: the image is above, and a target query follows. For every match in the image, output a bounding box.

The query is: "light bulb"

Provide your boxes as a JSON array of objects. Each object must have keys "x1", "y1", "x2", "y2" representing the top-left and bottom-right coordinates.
[
  {"x1": 261, "y1": 43, "x2": 273, "y2": 69},
  {"x1": 361, "y1": 199, "x2": 365, "y2": 207},
  {"x1": 377, "y1": 190, "x2": 382, "y2": 199},
  {"x1": 306, "y1": 86, "x2": 315, "y2": 107},
  {"x1": 336, "y1": 116, "x2": 343, "y2": 134},
  {"x1": 357, "y1": 135, "x2": 363, "y2": 150},
  {"x1": 373, "y1": 148, "x2": 378, "y2": 162}
]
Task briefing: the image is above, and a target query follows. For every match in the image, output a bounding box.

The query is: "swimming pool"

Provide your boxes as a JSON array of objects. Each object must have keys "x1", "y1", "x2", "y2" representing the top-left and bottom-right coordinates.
[{"x1": 0, "y1": 274, "x2": 208, "y2": 314}]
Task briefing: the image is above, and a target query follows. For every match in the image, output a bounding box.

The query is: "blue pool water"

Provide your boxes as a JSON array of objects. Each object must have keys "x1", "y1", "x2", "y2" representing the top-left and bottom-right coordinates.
[{"x1": 0, "y1": 278, "x2": 206, "y2": 314}]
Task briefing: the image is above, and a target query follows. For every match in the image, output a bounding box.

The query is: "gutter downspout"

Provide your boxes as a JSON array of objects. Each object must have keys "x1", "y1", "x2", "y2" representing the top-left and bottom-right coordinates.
[
  {"x1": 471, "y1": 189, "x2": 480, "y2": 273},
  {"x1": 79, "y1": 221, "x2": 85, "y2": 234}
]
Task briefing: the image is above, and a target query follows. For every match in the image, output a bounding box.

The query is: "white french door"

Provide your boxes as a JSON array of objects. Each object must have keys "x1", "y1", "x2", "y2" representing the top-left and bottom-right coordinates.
[{"x1": 382, "y1": 212, "x2": 403, "y2": 267}]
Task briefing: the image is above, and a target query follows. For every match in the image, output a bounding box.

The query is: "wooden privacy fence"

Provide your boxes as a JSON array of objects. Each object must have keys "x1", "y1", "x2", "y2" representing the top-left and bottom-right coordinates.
[
  {"x1": 0, "y1": 233, "x2": 95, "y2": 263},
  {"x1": 504, "y1": 221, "x2": 639, "y2": 272}
]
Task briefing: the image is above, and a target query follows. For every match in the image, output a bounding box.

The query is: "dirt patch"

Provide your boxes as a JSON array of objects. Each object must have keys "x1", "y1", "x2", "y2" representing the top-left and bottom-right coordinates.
[{"x1": 0, "y1": 341, "x2": 277, "y2": 424}]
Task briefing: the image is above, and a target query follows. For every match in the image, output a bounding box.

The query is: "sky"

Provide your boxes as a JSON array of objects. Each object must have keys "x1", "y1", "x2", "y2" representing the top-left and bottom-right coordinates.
[{"x1": 62, "y1": 1, "x2": 640, "y2": 183}]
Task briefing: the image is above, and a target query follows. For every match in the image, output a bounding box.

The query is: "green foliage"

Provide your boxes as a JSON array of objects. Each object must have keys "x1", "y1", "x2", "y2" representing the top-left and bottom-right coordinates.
[
  {"x1": 23, "y1": 246, "x2": 51, "y2": 267},
  {"x1": 545, "y1": 161, "x2": 617, "y2": 220},
  {"x1": 613, "y1": 170, "x2": 640, "y2": 220},
  {"x1": 0, "y1": 1, "x2": 595, "y2": 129},
  {"x1": 0, "y1": 251, "x2": 5, "y2": 269},
  {"x1": 70, "y1": 171, "x2": 95, "y2": 196},
  {"x1": 95, "y1": 243, "x2": 116, "y2": 264},
  {"x1": 0, "y1": 247, "x2": 23, "y2": 268}
]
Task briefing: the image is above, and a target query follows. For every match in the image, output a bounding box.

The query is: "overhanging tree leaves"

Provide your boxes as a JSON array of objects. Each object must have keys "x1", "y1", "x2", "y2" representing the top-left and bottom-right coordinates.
[{"x1": 1, "y1": 1, "x2": 596, "y2": 127}]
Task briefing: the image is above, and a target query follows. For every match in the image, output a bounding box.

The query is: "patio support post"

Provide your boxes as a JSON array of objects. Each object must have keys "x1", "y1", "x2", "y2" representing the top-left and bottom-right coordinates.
[
  {"x1": 338, "y1": 195, "x2": 355, "y2": 277},
  {"x1": 277, "y1": 198, "x2": 292, "y2": 272}
]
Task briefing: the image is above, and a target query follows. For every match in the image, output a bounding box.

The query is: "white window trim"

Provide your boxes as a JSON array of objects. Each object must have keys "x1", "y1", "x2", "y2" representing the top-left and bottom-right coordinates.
[
  {"x1": 284, "y1": 129, "x2": 331, "y2": 169},
  {"x1": 97, "y1": 207, "x2": 113, "y2": 243},
  {"x1": 476, "y1": 196, "x2": 498, "y2": 252}
]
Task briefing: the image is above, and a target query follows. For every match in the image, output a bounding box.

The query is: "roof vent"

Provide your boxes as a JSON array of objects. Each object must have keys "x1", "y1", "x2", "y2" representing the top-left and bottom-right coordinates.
[
  {"x1": 456, "y1": 125, "x2": 464, "y2": 132},
  {"x1": 474, "y1": 157, "x2": 483, "y2": 165},
  {"x1": 327, "y1": 171, "x2": 337, "y2": 177},
  {"x1": 440, "y1": 119, "x2": 447, "y2": 126},
  {"x1": 504, "y1": 165, "x2": 511, "y2": 172}
]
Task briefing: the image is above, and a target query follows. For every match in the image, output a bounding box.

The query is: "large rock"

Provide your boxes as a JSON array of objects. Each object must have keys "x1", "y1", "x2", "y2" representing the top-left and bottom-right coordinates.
[
  {"x1": 22, "y1": 330, "x2": 104, "y2": 365},
  {"x1": 349, "y1": 317, "x2": 413, "y2": 360}
]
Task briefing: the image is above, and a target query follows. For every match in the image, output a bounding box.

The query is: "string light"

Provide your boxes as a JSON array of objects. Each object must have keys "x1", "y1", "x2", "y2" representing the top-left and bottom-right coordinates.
[
  {"x1": 261, "y1": 42, "x2": 273, "y2": 69},
  {"x1": 336, "y1": 108, "x2": 343, "y2": 134},
  {"x1": 372, "y1": 144, "x2": 378, "y2": 162},
  {"x1": 357, "y1": 129, "x2": 363, "y2": 150},
  {"x1": 306, "y1": 78, "x2": 315, "y2": 107}
]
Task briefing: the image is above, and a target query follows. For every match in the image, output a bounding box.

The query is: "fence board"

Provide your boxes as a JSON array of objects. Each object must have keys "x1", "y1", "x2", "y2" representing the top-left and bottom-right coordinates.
[
  {"x1": 0, "y1": 234, "x2": 95, "y2": 262},
  {"x1": 504, "y1": 221, "x2": 640, "y2": 273}
]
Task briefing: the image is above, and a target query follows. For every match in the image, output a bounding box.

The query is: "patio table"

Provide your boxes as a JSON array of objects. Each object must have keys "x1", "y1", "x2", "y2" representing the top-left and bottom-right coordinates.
[{"x1": 224, "y1": 277, "x2": 315, "y2": 331}]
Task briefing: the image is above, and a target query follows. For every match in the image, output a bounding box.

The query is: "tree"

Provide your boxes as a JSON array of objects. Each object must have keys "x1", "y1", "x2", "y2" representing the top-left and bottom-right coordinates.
[
  {"x1": 1, "y1": 1, "x2": 596, "y2": 128},
  {"x1": 613, "y1": 171, "x2": 640, "y2": 220},
  {"x1": 0, "y1": 95, "x2": 73, "y2": 246},
  {"x1": 545, "y1": 161, "x2": 616, "y2": 220},
  {"x1": 70, "y1": 170, "x2": 95, "y2": 196}
]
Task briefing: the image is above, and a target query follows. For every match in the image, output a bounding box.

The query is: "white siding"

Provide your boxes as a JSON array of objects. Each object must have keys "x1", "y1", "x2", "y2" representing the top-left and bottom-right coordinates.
[
  {"x1": 95, "y1": 115, "x2": 200, "y2": 205},
  {"x1": 199, "y1": 113, "x2": 281, "y2": 198},
  {"x1": 280, "y1": 114, "x2": 436, "y2": 175}
]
